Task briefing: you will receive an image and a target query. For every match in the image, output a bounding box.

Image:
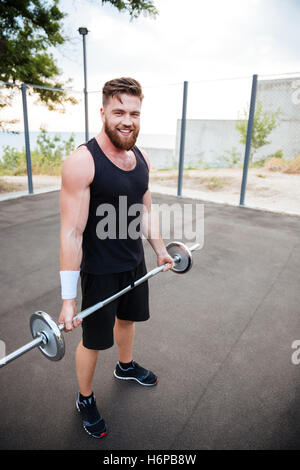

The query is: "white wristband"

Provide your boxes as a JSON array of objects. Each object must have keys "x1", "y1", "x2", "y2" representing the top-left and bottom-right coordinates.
[{"x1": 60, "y1": 270, "x2": 80, "y2": 300}]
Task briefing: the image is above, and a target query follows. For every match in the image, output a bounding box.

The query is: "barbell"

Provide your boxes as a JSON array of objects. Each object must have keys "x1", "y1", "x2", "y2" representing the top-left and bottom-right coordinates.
[{"x1": 0, "y1": 241, "x2": 200, "y2": 368}]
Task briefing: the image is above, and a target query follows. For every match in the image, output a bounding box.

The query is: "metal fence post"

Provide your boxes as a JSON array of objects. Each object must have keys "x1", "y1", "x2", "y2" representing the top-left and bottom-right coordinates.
[
  {"x1": 83, "y1": 33, "x2": 89, "y2": 142},
  {"x1": 239, "y1": 74, "x2": 258, "y2": 206},
  {"x1": 21, "y1": 83, "x2": 33, "y2": 195},
  {"x1": 177, "y1": 81, "x2": 188, "y2": 197}
]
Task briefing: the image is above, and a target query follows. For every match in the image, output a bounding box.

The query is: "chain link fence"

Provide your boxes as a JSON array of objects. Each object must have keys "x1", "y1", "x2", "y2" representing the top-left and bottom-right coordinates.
[
  {"x1": 0, "y1": 82, "x2": 84, "y2": 194},
  {"x1": 255, "y1": 74, "x2": 300, "y2": 163},
  {"x1": 245, "y1": 73, "x2": 300, "y2": 213},
  {"x1": 172, "y1": 77, "x2": 252, "y2": 204},
  {"x1": 1, "y1": 74, "x2": 300, "y2": 214}
]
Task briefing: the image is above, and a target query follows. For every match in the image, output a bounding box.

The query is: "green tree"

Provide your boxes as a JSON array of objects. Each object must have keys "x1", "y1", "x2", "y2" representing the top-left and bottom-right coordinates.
[
  {"x1": 101, "y1": 0, "x2": 158, "y2": 18},
  {"x1": 0, "y1": 0, "x2": 158, "y2": 130},
  {"x1": 0, "y1": 0, "x2": 74, "y2": 117},
  {"x1": 236, "y1": 100, "x2": 281, "y2": 162}
]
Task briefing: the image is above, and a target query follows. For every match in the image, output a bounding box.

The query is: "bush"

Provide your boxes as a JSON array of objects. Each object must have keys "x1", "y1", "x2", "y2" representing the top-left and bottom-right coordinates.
[
  {"x1": 251, "y1": 157, "x2": 268, "y2": 168},
  {"x1": 263, "y1": 152, "x2": 300, "y2": 174},
  {"x1": 264, "y1": 157, "x2": 288, "y2": 172},
  {"x1": 0, "y1": 146, "x2": 26, "y2": 175},
  {"x1": 271, "y1": 150, "x2": 284, "y2": 159},
  {"x1": 284, "y1": 155, "x2": 300, "y2": 174},
  {"x1": 219, "y1": 147, "x2": 242, "y2": 168},
  {"x1": 0, "y1": 129, "x2": 76, "y2": 176},
  {"x1": 252, "y1": 150, "x2": 284, "y2": 169}
]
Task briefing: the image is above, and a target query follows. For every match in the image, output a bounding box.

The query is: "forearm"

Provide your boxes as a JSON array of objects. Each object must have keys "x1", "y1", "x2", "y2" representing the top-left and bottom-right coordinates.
[
  {"x1": 142, "y1": 208, "x2": 168, "y2": 256},
  {"x1": 60, "y1": 229, "x2": 83, "y2": 271}
]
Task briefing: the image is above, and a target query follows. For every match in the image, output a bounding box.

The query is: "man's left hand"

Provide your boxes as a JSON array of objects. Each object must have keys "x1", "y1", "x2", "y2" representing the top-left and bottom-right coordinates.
[{"x1": 157, "y1": 252, "x2": 175, "y2": 272}]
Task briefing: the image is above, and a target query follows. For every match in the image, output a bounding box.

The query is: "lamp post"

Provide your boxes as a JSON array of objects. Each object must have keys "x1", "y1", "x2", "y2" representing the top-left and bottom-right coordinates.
[{"x1": 78, "y1": 27, "x2": 89, "y2": 142}]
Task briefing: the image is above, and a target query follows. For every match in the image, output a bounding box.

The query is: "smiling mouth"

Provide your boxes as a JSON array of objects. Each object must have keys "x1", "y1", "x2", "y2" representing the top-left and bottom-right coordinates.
[{"x1": 118, "y1": 129, "x2": 133, "y2": 136}]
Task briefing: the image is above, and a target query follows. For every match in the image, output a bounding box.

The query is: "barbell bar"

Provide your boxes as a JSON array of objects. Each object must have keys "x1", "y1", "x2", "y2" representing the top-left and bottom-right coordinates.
[{"x1": 0, "y1": 241, "x2": 200, "y2": 368}]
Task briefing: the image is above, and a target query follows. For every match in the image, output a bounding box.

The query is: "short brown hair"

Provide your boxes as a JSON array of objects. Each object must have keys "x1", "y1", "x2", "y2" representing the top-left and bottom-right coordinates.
[{"x1": 102, "y1": 77, "x2": 144, "y2": 107}]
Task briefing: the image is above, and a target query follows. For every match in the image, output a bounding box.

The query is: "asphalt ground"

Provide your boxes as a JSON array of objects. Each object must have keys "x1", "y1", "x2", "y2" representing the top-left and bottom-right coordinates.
[{"x1": 0, "y1": 191, "x2": 300, "y2": 450}]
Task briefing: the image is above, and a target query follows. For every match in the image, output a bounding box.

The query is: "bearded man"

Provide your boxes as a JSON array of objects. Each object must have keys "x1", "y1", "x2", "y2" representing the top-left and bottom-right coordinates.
[{"x1": 58, "y1": 77, "x2": 174, "y2": 438}]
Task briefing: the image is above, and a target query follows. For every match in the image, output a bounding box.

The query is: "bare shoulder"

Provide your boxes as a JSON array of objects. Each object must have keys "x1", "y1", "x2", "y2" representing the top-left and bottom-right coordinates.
[
  {"x1": 62, "y1": 145, "x2": 94, "y2": 190},
  {"x1": 139, "y1": 148, "x2": 151, "y2": 171}
]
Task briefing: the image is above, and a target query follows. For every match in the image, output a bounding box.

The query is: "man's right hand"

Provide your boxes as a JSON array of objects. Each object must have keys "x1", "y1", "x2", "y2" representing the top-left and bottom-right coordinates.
[{"x1": 58, "y1": 299, "x2": 82, "y2": 332}]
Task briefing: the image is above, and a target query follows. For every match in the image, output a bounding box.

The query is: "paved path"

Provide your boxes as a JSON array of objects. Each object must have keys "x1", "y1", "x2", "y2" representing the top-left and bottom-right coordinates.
[{"x1": 0, "y1": 190, "x2": 300, "y2": 450}]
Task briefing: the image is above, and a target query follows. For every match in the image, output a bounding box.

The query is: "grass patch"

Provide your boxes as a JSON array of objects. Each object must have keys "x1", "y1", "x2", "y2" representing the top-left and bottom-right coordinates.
[{"x1": 203, "y1": 176, "x2": 224, "y2": 190}]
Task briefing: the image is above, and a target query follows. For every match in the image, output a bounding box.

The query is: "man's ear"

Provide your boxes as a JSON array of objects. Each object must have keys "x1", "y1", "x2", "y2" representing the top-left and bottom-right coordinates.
[{"x1": 100, "y1": 107, "x2": 105, "y2": 122}]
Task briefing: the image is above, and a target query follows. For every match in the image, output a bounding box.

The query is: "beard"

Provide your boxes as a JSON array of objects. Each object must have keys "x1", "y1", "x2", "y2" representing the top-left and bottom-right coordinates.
[{"x1": 104, "y1": 121, "x2": 140, "y2": 151}]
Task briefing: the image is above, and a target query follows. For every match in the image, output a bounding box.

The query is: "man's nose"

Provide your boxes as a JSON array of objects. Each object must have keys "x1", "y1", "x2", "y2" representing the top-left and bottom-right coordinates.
[{"x1": 121, "y1": 114, "x2": 133, "y2": 127}]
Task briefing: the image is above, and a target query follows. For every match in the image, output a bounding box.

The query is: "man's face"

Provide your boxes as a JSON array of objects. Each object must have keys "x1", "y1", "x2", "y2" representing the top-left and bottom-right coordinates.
[{"x1": 101, "y1": 93, "x2": 141, "y2": 151}]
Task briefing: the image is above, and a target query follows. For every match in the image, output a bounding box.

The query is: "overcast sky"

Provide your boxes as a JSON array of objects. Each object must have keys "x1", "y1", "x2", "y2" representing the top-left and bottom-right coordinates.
[
  {"x1": 57, "y1": 0, "x2": 300, "y2": 86},
  {"x1": 4, "y1": 0, "x2": 300, "y2": 135}
]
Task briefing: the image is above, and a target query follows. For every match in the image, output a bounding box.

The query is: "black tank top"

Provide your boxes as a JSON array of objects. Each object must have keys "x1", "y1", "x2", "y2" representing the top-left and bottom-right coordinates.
[{"x1": 79, "y1": 137, "x2": 149, "y2": 274}]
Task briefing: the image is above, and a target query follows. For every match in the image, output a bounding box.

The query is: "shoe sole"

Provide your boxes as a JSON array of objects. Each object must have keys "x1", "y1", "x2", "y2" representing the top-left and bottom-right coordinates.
[
  {"x1": 114, "y1": 370, "x2": 159, "y2": 386},
  {"x1": 76, "y1": 401, "x2": 107, "y2": 439}
]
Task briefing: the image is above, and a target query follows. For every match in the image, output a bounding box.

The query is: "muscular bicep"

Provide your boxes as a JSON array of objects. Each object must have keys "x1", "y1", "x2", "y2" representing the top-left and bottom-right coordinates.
[
  {"x1": 60, "y1": 181, "x2": 90, "y2": 237},
  {"x1": 60, "y1": 148, "x2": 94, "y2": 238}
]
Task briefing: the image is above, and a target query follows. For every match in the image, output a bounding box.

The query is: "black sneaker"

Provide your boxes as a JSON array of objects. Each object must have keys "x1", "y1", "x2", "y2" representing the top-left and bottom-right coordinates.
[
  {"x1": 114, "y1": 361, "x2": 159, "y2": 386},
  {"x1": 76, "y1": 392, "x2": 107, "y2": 439}
]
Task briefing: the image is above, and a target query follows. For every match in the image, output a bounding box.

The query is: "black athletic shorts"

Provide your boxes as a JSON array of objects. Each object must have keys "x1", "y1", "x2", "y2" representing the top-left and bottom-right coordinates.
[{"x1": 80, "y1": 258, "x2": 149, "y2": 350}]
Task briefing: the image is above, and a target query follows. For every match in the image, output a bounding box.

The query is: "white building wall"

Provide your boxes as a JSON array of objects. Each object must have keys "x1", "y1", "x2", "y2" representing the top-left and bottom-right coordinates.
[{"x1": 173, "y1": 77, "x2": 300, "y2": 168}]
